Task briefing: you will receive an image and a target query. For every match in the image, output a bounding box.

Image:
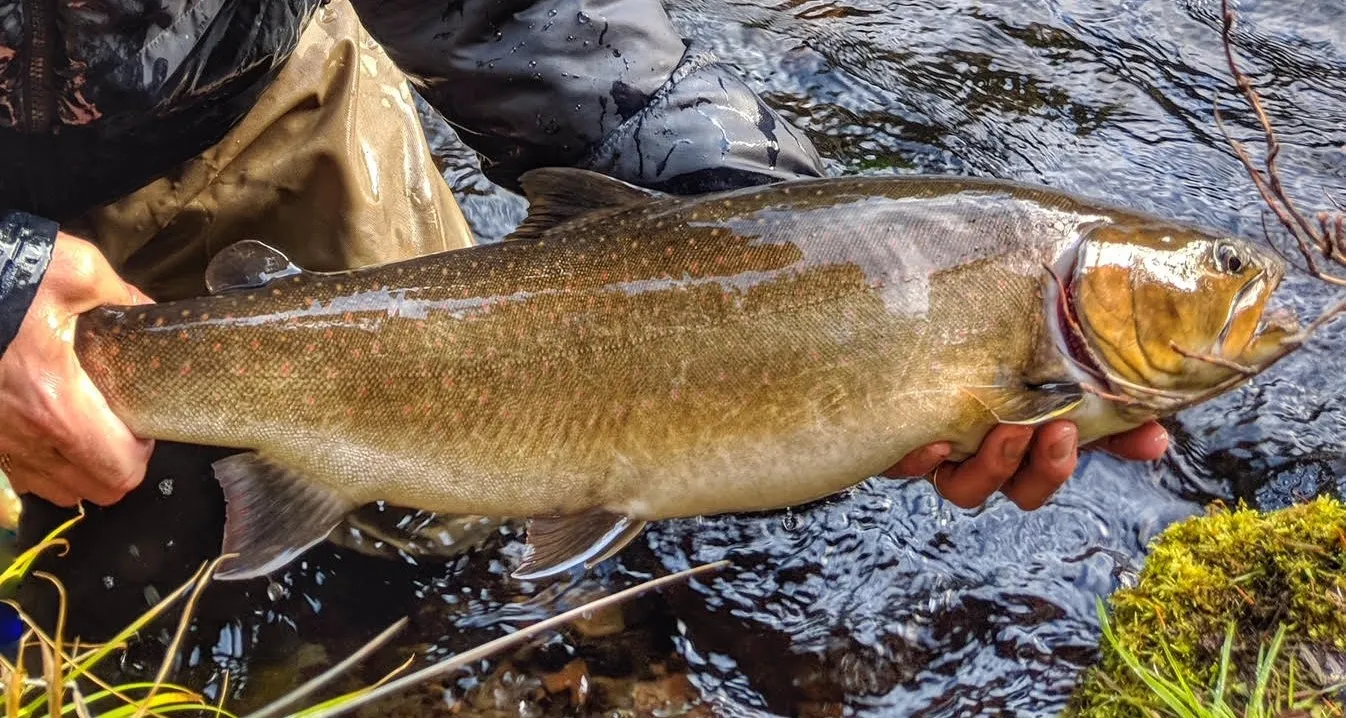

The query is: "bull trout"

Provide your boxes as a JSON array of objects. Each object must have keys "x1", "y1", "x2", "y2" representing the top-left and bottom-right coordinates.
[{"x1": 73, "y1": 168, "x2": 1301, "y2": 581}]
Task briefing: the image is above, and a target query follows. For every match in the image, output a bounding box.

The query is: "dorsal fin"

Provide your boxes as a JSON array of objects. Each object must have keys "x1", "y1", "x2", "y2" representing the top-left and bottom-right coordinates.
[
  {"x1": 510, "y1": 168, "x2": 666, "y2": 241},
  {"x1": 205, "y1": 240, "x2": 304, "y2": 294}
]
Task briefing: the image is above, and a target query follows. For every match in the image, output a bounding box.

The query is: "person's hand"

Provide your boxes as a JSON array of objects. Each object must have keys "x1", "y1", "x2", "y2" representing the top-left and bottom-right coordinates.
[
  {"x1": 0, "y1": 233, "x2": 154, "y2": 507},
  {"x1": 885, "y1": 421, "x2": 1169, "y2": 511}
]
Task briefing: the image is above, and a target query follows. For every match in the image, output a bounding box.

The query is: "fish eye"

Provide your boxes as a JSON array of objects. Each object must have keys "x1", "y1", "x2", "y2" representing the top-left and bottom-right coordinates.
[{"x1": 1214, "y1": 242, "x2": 1245, "y2": 274}]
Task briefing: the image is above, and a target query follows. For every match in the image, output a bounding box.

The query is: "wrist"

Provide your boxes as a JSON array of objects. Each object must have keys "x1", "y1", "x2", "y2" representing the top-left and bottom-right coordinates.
[{"x1": 0, "y1": 211, "x2": 60, "y2": 359}]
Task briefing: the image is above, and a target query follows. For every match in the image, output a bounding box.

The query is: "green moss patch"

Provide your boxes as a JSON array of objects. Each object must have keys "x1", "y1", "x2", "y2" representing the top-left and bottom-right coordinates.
[{"x1": 1069, "y1": 496, "x2": 1346, "y2": 717}]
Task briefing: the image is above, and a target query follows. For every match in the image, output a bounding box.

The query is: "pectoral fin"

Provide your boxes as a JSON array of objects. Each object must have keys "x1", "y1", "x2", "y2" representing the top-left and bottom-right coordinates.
[
  {"x1": 962, "y1": 382, "x2": 1084, "y2": 424},
  {"x1": 511, "y1": 508, "x2": 648, "y2": 581},
  {"x1": 211, "y1": 452, "x2": 357, "y2": 581}
]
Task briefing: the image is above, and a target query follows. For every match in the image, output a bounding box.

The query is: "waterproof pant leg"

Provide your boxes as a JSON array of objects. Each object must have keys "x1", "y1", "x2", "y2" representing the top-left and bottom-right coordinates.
[{"x1": 65, "y1": 0, "x2": 474, "y2": 302}]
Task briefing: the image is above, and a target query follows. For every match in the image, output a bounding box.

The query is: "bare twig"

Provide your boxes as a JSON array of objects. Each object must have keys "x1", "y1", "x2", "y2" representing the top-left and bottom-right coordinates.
[
  {"x1": 1218, "y1": 0, "x2": 1346, "y2": 291},
  {"x1": 245, "y1": 617, "x2": 410, "y2": 718},
  {"x1": 1214, "y1": 0, "x2": 1346, "y2": 372},
  {"x1": 289, "y1": 561, "x2": 731, "y2": 718},
  {"x1": 1169, "y1": 342, "x2": 1258, "y2": 376}
]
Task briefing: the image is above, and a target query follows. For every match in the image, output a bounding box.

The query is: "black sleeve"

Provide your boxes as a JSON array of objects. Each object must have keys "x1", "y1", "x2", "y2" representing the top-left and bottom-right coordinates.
[
  {"x1": 349, "y1": 0, "x2": 826, "y2": 194},
  {"x1": 0, "y1": 211, "x2": 58, "y2": 359}
]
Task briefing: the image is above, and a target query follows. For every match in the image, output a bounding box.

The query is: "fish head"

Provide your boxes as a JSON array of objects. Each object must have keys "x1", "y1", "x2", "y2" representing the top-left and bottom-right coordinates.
[{"x1": 1065, "y1": 221, "x2": 1299, "y2": 410}]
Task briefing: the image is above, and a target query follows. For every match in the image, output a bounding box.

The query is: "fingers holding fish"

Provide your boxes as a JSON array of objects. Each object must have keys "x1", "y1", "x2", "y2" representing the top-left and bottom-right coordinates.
[
  {"x1": 927, "y1": 424, "x2": 1035, "y2": 509},
  {"x1": 1000, "y1": 421, "x2": 1078, "y2": 511},
  {"x1": 883, "y1": 442, "x2": 953, "y2": 478},
  {"x1": 1084, "y1": 421, "x2": 1169, "y2": 461},
  {"x1": 59, "y1": 366, "x2": 155, "y2": 505},
  {"x1": 0, "y1": 233, "x2": 155, "y2": 508},
  {"x1": 0, "y1": 455, "x2": 82, "y2": 508}
]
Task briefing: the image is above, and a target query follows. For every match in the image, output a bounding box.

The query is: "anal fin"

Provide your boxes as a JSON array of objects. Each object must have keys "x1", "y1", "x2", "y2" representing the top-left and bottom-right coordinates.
[
  {"x1": 212, "y1": 452, "x2": 356, "y2": 581},
  {"x1": 962, "y1": 382, "x2": 1084, "y2": 425},
  {"x1": 511, "y1": 508, "x2": 648, "y2": 581}
]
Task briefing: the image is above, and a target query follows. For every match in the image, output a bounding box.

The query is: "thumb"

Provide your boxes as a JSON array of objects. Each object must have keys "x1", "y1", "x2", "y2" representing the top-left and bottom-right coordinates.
[{"x1": 123, "y1": 283, "x2": 155, "y2": 306}]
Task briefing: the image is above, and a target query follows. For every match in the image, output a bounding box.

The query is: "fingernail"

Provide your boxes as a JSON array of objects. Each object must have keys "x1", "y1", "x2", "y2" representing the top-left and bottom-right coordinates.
[
  {"x1": 1048, "y1": 426, "x2": 1077, "y2": 462},
  {"x1": 1002, "y1": 435, "x2": 1030, "y2": 462}
]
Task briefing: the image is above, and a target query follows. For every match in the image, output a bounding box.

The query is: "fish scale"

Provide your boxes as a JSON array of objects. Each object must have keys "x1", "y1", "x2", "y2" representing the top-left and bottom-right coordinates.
[{"x1": 72, "y1": 168, "x2": 1297, "y2": 581}]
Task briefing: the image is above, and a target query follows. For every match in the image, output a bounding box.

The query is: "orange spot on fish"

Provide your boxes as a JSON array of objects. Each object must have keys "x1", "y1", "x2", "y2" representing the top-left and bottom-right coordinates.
[
  {"x1": 346, "y1": 407, "x2": 355, "y2": 416},
  {"x1": 304, "y1": 395, "x2": 315, "y2": 406},
  {"x1": 150, "y1": 357, "x2": 161, "y2": 369},
  {"x1": 670, "y1": 388, "x2": 681, "y2": 400},
  {"x1": 327, "y1": 367, "x2": 339, "y2": 379},
  {"x1": 250, "y1": 338, "x2": 261, "y2": 351},
  {"x1": 305, "y1": 343, "x2": 316, "y2": 354},
  {"x1": 324, "y1": 329, "x2": 334, "y2": 340},
  {"x1": 235, "y1": 366, "x2": 247, "y2": 376},
  {"x1": 478, "y1": 390, "x2": 489, "y2": 405},
  {"x1": 212, "y1": 342, "x2": 222, "y2": 352},
  {"x1": 372, "y1": 340, "x2": 381, "y2": 354},
  {"x1": 402, "y1": 405, "x2": 413, "y2": 416},
  {"x1": 352, "y1": 348, "x2": 362, "y2": 359},
  {"x1": 178, "y1": 330, "x2": 188, "y2": 341},
  {"x1": 180, "y1": 362, "x2": 191, "y2": 376},
  {"x1": 280, "y1": 362, "x2": 293, "y2": 377}
]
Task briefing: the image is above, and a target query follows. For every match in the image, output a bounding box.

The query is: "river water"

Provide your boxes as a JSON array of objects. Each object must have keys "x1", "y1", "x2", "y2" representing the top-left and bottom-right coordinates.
[{"x1": 11, "y1": 0, "x2": 1346, "y2": 716}]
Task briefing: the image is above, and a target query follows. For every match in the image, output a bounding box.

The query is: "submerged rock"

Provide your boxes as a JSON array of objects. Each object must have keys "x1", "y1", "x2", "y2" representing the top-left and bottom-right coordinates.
[{"x1": 1068, "y1": 497, "x2": 1346, "y2": 717}]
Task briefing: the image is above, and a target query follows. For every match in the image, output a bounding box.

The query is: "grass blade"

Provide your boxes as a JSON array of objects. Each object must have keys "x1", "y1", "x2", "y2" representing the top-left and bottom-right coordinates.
[
  {"x1": 245, "y1": 618, "x2": 409, "y2": 718},
  {"x1": 283, "y1": 561, "x2": 729, "y2": 718}
]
